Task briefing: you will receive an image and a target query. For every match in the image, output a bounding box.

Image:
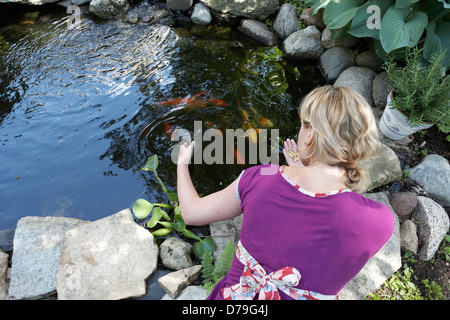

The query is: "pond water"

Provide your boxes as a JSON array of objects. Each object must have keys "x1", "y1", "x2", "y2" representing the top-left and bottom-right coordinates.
[{"x1": 0, "y1": 4, "x2": 325, "y2": 229}]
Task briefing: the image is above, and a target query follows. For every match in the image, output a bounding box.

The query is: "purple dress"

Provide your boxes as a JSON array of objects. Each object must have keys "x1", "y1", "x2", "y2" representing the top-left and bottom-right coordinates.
[{"x1": 206, "y1": 164, "x2": 395, "y2": 300}]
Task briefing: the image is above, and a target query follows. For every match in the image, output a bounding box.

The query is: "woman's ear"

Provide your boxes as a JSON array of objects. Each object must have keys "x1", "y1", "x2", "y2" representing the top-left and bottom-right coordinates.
[{"x1": 305, "y1": 126, "x2": 315, "y2": 146}]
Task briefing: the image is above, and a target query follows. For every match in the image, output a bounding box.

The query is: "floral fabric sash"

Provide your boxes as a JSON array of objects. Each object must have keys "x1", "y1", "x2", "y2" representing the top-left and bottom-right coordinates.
[{"x1": 221, "y1": 241, "x2": 337, "y2": 300}]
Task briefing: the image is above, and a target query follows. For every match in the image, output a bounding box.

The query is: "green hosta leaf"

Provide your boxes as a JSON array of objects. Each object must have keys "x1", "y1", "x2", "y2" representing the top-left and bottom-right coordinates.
[
  {"x1": 141, "y1": 154, "x2": 158, "y2": 171},
  {"x1": 423, "y1": 21, "x2": 450, "y2": 69},
  {"x1": 323, "y1": 0, "x2": 365, "y2": 29},
  {"x1": 380, "y1": 7, "x2": 428, "y2": 53},
  {"x1": 132, "y1": 198, "x2": 153, "y2": 220},
  {"x1": 146, "y1": 207, "x2": 163, "y2": 228},
  {"x1": 306, "y1": 0, "x2": 332, "y2": 15},
  {"x1": 348, "y1": 0, "x2": 394, "y2": 39},
  {"x1": 394, "y1": 0, "x2": 419, "y2": 9}
]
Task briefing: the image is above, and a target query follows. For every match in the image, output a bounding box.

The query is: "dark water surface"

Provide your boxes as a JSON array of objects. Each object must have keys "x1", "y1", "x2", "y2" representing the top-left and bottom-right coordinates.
[{"x1": 0, "y1": 5, "x2": 325, "y2": 229}]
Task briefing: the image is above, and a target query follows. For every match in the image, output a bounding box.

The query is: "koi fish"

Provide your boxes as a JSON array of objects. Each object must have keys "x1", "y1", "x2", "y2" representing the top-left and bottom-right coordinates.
[
  {"x1": 233, "y1": 146, "x2": 245, "y2": 165},
  {"x1": 163, "y1": 121, "x2": 172, "y2": 138},
  {"x1": 238, "y1": 101, "x2": 258, "y2": 143},
  {"x1": 259, "y1": 117, "x2": 273, "y2": 128},
  {"x1": 157, "y1": 92, "x2": 228, "y2": 109}
]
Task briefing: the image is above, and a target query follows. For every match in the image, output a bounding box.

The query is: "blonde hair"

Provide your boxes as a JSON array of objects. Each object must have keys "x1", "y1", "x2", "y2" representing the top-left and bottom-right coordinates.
[{"x1": 299, "y1": 85, "x2": 379, "y2": 193}]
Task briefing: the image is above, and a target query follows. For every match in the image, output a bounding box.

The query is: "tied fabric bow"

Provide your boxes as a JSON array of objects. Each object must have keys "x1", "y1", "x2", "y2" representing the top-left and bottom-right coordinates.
[{"x1": 221, "y1": 241, "x2": 337, "y2": 300}]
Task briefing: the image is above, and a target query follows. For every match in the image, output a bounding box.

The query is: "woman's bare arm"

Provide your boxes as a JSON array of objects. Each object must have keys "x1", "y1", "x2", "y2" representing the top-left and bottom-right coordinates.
[{"x1": 177, "y1": 142, "x2": 242, "y2": 226}]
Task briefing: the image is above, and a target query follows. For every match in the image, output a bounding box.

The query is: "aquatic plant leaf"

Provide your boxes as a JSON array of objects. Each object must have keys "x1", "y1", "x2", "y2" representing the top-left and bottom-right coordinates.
[
  {"x1": 202, "y1": 236, "x2": 216, "y2": 253},
  {"x1": 182, "y1": 229, "x2": 202, "y2": 241},
  {"x1": 147, "y1": 206, "x2": 163, "y2": 228},
  {"x1": 141, "y1": 154, "x2": 158, "y2": 171},
  {"x1": 174, "y1": 213, "x2": 186, "y2": 232},
  {"x1": 132, "y1": 198, "x2": 153, "y2": 220},
  {"x1": 151, "y1": 228, "x2": 172, "y2": 237},
  {"x1": 158, "y1": 221, "x2": 174, "y2": 228}
]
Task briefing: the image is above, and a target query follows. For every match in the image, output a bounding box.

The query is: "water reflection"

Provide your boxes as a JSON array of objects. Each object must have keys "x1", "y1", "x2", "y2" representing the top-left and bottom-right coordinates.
[{"x1": 0, "y1": 7, "x2": 325, "y2": 228}]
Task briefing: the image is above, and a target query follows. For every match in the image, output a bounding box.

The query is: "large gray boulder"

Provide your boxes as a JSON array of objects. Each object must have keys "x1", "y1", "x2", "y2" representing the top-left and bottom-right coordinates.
[
  {"x1": 319, "y1": 46, "x2": 356, "y2": 83},
  {"x1": 334, "y1": 66, "x2": 377, "y2": 107},
  {"x1": 8, "y1": 217, "x2": 87, "y2": 300},
  {"x1": 201, "y1": 0, "x2": 278, "y2": 20},
  {"x1": 273, "y1": 3, "x2": 299, "y2": 39},
  {"x1": 239, "y1": 19, "x2": 278, "y2": 46},
  {"x1": 283, "y1": 26, "x2": 324, "y2": 59},
  {"x1": 57, "y1": 209, "x2": 158, "y2": 300},
  {"x1": 361, "y1": 143, "x2": 402, "y2": 192},
  {"x1": 89, "y1": 0, "x2": 130, "y2": 19},
  {"x1": 413, "y1": 196, "x2": 450, "y2": 261},
  {"x1": 409, "y1": 154, "x2": 450, "y2": 207}
]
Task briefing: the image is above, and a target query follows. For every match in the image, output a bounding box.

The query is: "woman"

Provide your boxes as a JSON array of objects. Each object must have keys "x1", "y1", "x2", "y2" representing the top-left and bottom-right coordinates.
[{"x1": 177, "y1": 85, "x2": 395, "y2": 300}]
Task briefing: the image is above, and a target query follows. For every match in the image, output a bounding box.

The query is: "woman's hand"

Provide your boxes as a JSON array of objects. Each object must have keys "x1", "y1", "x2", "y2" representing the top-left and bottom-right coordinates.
[
  {"x1": 177, "y1": 141, "x2": 195, "y2": 165},
  {"x1": 283, "y1": 139, "x2": 304, "y2": 167}
]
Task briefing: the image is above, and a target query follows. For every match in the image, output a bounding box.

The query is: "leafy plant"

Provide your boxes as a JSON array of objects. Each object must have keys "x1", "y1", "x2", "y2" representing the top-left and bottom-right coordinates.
[
  {"x1": 306, "y1": 0, "x2": 450, "y2": 69},
  {"x1": 132, "y1": 155, "x2": 216, "y2": 257},
  {"x1": 384, "y1": 47, "x2": 450, "y2": 126},
  {"x1": 200, "y1": 238, "x2": 236, "y2": 294}
]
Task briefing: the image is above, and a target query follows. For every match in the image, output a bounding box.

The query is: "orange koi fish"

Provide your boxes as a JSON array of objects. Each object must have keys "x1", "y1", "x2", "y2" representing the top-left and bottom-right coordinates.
[
  {"x1": 238, "y1": 102, "x2": 258, "y2": 143},
  {"x1": 163, "y1": 121, "x2": 172, "y2": 138},
  {"x1": 259, "y1": 117, "x2": 273, "y2": 128},
  {"x1": 157, "y1": 92, "x2": 228, "y2": 109},
  {"x1": 233, "y1": 146, "x2": 245, "y2": 165}
]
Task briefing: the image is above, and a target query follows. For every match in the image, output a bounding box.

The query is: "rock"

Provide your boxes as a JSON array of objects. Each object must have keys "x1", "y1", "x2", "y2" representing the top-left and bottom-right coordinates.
[
  {"x1": 71, "y1": 0, "x2": 91, "y2": 5},
  {"x1": 167, "y1": 0, "x2": 193, "y2": 11},
  {"x1": 413, "y1": 196, "x2": 450, "y2": 261},
  {"x1": 282, "y1": 26, "x2": 324, "y2": 60},
  {"x1": 300, "y1": 7, "x2": 325, "y2": 30},
  {"x1": 400, "y1": 220, "x2": 419, "y2": 254},
  {"x1": 334, "y1": 66, "x2": 377, "y2": 107},
  {"x1": 319, "y1": 46, "x2": 356, "y2": 83},
  {"x1": 161, "y1": 285, "x2": 208, "y2": 300},
  {"x1": 372, "y1": 72, "x2": 391, "y2": 109},
  {"x1": 0, "y1": 0, "x2": 59, "y2": 4},
  {"x1": 0, "y1": 229, "x2": 14, "y2": 253},
  {"x1": 339, "y1": 192, "x2": 401, "y2": 300},
  {"x1": 273, "y1": 3, "x2": 299, "y2": 40},
  {"x1": 356, "y1": 50, "x2": 384, "y2": 72},
  {"x1": 130, "y1": 270, "x2": 171, "y2": 300},
  {"x1": 57, "y1": 209, "x2": 158, "y2": 300},
  {"x1": 360, "y1": 143, "x2": 402, "y2": 191},
  {"x1": 160, "y1": 237, "x2": 194, "y2": 270},
  {"x1": 210, "y1": 215, "x2": 242, "y2": 259},
  {"x1": 409, "y1": 154, "x2": 450, "y2": 207},
  {"x1": 89, "y1": 0, "x2": 130, "y2": 19},
  {"x1": 321, "y1": 27, "x2": 358, "y2": 49},
  {"x1": 201, "y1": 0, "x2": 279, "y2": 20},
  {"x1": 238, "y1": 19, "x2": 277, "y2": 46},
  {"x1": 8, "y1": 216, "x2": 87, "y2": 300},
  {"x1": 158, "y1": 265, "x2": 202, "y2": 298},
  {"x1": 389, "y1": 192, "x2": 418, "y2": 217},
  {"x1": 191, "y1": 2, "x2": 212, "y2": 25},
  {"x1": 0, "y1": 250, "x2": 8, "y2": 300}
]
